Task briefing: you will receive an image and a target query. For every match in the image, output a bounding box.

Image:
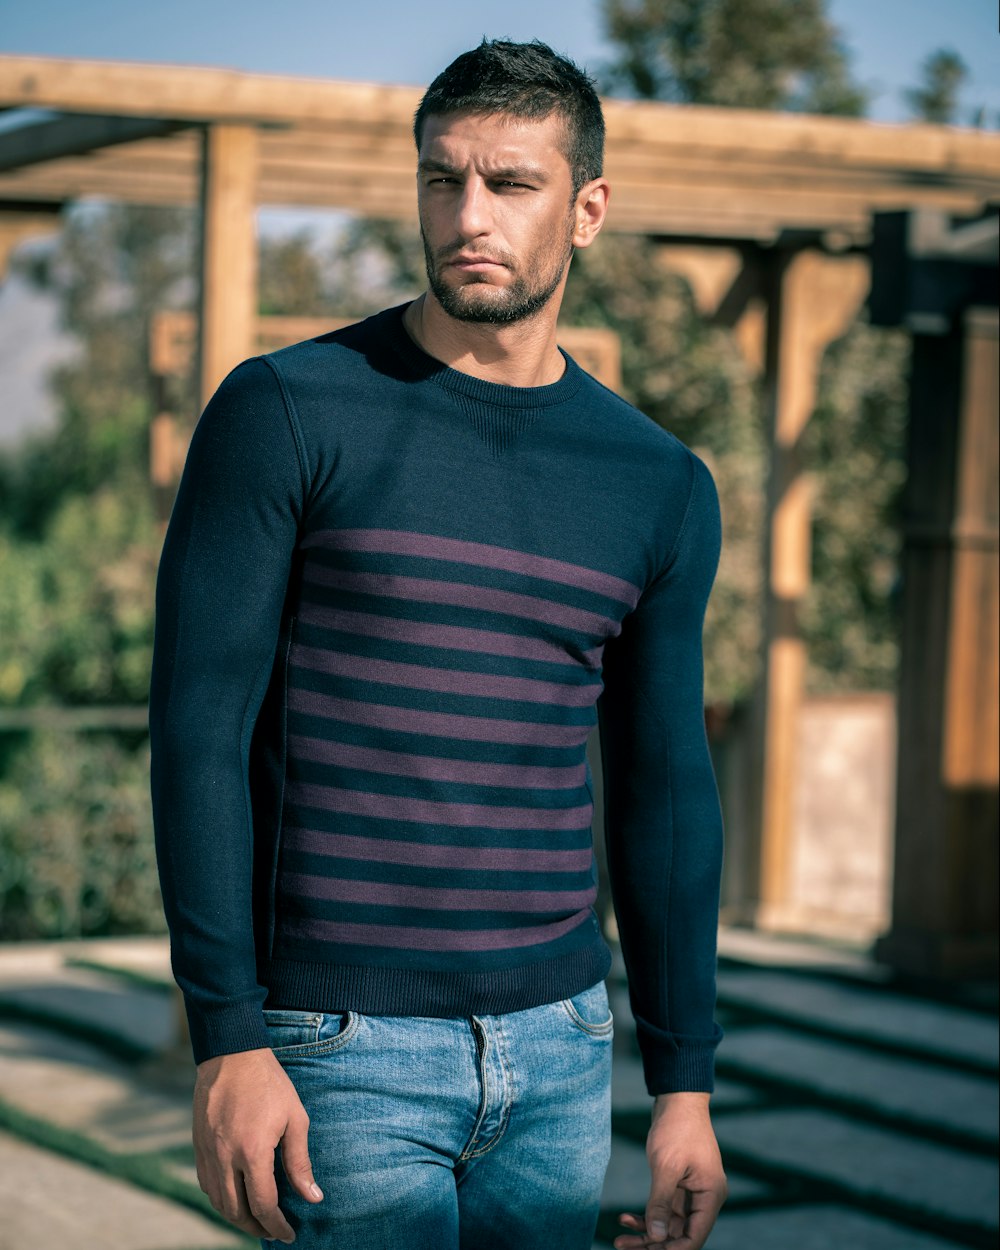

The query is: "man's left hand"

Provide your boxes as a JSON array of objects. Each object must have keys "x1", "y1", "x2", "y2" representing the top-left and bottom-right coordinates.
[{"x1": 613, "y1": 1091, "x2": 727, "y2": 1249}]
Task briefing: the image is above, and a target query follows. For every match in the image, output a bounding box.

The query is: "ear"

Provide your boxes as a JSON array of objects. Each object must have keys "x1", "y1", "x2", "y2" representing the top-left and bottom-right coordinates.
[{"x1": 572, "y1": 178, "x2": 611, "y2": 249}]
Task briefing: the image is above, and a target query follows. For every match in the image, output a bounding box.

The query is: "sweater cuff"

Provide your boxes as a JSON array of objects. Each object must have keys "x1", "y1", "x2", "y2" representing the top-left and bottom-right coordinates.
[
  {"x1": 183, "y1": 993, "x2": 272, "y2": 1066},
  {"x1": 636, "y1": 1018, "x2": 724, "y2": 1095}
]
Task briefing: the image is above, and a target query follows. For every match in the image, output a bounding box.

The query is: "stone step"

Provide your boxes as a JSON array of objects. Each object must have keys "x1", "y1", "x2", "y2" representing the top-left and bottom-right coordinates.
[
  {"x1": 699, "y1": 1204, "x2": 972, "y2": 1250},
  {"x1": 717, "y1": 969, "x2": 998, "y2": 1070},
  {"x1": 0, "y1": 964, "x2": 178, "y2": 1057},
  {"x1": 0, "y1": 1129, "x2": 246, "y2": 1250},
  {"x1": 718, "y1": 1024, "x2": 999, "y2": 1144},
  {"x1": 716, "y1": 1107, "x2": 998, "y2": 1237},
  {"x1": 0, "y1": 1021, "x2": 193, "y2": 1159}
]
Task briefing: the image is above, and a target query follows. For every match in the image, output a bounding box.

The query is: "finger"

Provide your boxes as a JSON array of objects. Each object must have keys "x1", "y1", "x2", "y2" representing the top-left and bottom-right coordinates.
[
  {"x1": 617, "y1": 1212, "x2": 645, "y2": 1228},
  {"x1": 615, "y1": 1214, "x2": 660, "y2": 1239},
  {"x1": 241, "y1": 1155, "x2": 296, "y2": 1244},
  {"x1": 280, "y1": 1110, "x2": 324, "y2": 1204},
  {"x1": 213, "y1": 1164, "x2": 272, "y2": 1241},
  {"x1": 669, "y1": 1187, "x2": 727, "y2": 1250},
  {"x1": 645, "y1": 1186, "x2": 679, "y2": 1244},
  {"x1": 614, "y1": 1212, "x2": 666, "y2": 1250}
]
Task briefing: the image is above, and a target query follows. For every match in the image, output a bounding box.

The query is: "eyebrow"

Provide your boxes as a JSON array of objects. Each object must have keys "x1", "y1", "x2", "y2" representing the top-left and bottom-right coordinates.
[{"x1": 417, "y1": 158, "x2": 550, "y2": 183}]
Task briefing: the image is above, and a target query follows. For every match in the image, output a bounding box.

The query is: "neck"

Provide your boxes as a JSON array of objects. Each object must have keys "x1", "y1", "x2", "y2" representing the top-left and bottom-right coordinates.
[{"x1": 402, "y1": 291, "x2": 567, "y2": 388}]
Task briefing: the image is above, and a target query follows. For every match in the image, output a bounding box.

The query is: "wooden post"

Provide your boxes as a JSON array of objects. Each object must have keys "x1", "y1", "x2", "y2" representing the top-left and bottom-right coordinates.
[
  {"x1": 875, "y1": 306, "x2": 999, "y2": 976},
  {"x1": 749, "y1": 249, "x2": 870, "y2": 928},
  {"x1": 197, "y1": 124, "x2": 258, "y2": 409}
]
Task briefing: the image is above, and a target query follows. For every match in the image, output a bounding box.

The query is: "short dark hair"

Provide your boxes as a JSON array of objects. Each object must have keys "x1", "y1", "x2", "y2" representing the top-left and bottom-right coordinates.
[{"x1": 413, "y1": 39, "x2": 605, "y2": 198}]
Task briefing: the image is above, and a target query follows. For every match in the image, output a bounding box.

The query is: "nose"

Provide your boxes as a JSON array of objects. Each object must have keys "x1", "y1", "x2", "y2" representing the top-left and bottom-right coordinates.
[{"x1": 454, "y1": 176, "x2": 491, "y2": 240}]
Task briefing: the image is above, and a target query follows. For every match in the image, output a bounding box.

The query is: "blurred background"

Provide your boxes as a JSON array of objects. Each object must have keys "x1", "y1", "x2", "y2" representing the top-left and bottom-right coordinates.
[{"x1": 0, "y1": 1, "x2": 997, "y2": 1247}]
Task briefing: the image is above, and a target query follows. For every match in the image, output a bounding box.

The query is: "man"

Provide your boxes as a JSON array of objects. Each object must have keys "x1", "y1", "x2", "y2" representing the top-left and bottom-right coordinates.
[{"x1": 150, "y1": 38, "x2": 727, "y2": 1250}]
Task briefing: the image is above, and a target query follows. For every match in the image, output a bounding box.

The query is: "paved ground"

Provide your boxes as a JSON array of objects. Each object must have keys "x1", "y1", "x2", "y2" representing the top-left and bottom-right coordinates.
[{"x1": 0, "y1": 930, "x2": 995, "y2": 1250}]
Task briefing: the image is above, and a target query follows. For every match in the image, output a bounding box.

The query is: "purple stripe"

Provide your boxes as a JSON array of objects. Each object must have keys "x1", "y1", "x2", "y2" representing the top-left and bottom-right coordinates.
[
  {"x1": 286, "y1": 826, "x2": 594, "y2": 871},
  {"x1": 298, "y1": 603, "x2": 603, "y2": 669},
  {"x1": 284, "y1": 908, "x2": 592, "y2": 952},
  {"x1": 283, "y1": 871, "x2": 597, "y2": 913},
  {"x1": 286, "y1": 780, "x2": 594, "y2": 830},
  {"x1": 290, "y1": 643, "x2": 602, "y2": 708},
  {"x1": 299, "y1": 527, "x2": 641, "y2": 607},
  {"x1": 287, "y1": 687, "x2": 592, "y2": 748},
  {"x1": 287, "y1": 736, "x2": 586, "y2": 789},
  {"x1": 302, "y1": 564, "x2": 621, "y2": 640}
]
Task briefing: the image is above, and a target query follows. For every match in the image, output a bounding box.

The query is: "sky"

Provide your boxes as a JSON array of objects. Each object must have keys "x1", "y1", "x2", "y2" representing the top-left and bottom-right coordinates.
[
  {"x1": 0, "y1": 0, "x2": 997, "y2": 443},
  {"x1": 1, "y1": 0, "x2": 998, "y2": 123}
]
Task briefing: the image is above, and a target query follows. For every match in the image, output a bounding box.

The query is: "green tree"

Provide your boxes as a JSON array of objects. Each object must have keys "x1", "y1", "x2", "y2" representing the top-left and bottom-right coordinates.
[
  {"x1": 0, "y1": 205, "x2": 414, "y2": 940},
  {"x1": 601, "y1": 0, "x2": 867, "y2": 114},
  {"x1": 560, "y1": 236, "x2": 765, "y2": 704},
  {"x1": 2, "y1": 204, "x2": 195, "y2": 539},
  {"x1": 0, "y1": 205, "x2": 193, "y2": 939},
  {"x1": 904, "y1": 49, "x2": 968, "y2": 124},
  {"x1": 597, "y1": 0, "x2": 912, "y2": 699},
  {"x1": 800, "y1": 321, "x2": 910, "y2": 691}
]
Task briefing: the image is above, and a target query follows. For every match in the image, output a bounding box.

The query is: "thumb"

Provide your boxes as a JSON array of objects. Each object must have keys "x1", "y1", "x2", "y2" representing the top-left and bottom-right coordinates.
[
  {"x1": 280, "y1": 1111, "x2": 323, "y2": 1204},
  {"x1": 645, "y1": 1181, "x2": 679, "y2": 1243}
]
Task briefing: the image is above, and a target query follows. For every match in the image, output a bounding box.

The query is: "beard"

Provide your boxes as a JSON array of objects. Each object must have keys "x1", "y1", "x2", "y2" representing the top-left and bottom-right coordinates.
[{"x1": 421, "y1": 220, "x2": 575, "y2": 326}]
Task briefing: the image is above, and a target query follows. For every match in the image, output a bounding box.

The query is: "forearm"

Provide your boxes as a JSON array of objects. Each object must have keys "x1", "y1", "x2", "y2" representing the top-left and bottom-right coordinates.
[
  {"x1": 598, "y1": 450, "x2": 725, "y2": 1094},
  {"x1": 601, "y1": 711, "x2": 724, "y2": 1091},
  {"x1": 149, "y1": 357, "x2": 305, "y2": 1062}
]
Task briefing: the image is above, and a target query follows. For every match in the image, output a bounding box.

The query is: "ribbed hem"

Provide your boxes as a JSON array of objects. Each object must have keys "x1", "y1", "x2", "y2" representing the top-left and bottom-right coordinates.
[
  {"x1": 637, "y1": 1021, "x2": 725, "y2": 1095},
  {"x1": 185, "y1": 993, "x2": 272, "y2": 1067},
  {"x1": 261, "y1": 940, "x2": 613, "y2": 1019}
]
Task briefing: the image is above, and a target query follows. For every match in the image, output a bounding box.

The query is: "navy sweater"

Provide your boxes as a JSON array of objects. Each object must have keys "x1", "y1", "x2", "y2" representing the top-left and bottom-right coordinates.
[{"x1": 149, "y1": 301, "x2": 725, "y2": 1093}]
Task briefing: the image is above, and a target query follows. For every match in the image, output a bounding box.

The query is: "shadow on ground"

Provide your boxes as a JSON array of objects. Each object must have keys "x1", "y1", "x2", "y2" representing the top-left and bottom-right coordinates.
[{"x1": 0, "y1": 931, "x2": 996, "y2": 1250}]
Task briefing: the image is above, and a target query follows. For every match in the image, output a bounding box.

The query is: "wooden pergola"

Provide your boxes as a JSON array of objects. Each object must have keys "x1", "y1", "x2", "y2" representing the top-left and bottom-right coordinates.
[{"x1": 1, "y1": 54, "x2": 997, "y2": 975}]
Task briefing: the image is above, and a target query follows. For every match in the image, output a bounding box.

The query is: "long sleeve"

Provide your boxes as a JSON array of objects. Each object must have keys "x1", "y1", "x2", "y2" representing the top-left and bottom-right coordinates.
[
  {"x1": 149, "y1": 356, "x2": 307, "y2": 1065},
  {"x1": 596, "y1": 449, "x2": 725, "y2": 1094}
]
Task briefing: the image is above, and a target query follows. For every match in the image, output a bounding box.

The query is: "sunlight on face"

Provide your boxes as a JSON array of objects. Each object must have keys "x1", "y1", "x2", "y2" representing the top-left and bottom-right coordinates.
[{"x1": 416, "y1": 111, "x2": 579, "y2": 325}]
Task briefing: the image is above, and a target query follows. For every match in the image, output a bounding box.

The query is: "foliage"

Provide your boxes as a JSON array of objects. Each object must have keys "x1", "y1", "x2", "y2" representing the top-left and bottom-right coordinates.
[
  {"x1": 561, "y1": 234, "x2": 766, "y2": 704},
  {"x1": 600, "y1": 0, "x2": 867, "y2": 114},
  {"x1": 0, "y1": 488, "x2": 158, "y2": 708},
  {"x1": 258, "y1": 218, "x2": 424, "y2": 321},
  {"x1": 0, "y1": 206, "x2": 187, "y2": 940},
  {"x1": 801, "y1": 319, "x2": 909, "y2": 691},
  {"x1": 904, "y1": 49, "x2": 969, "y2": 125},
  {"x1": 0, "y1": 732, "x2": 162, "y2": 940},
  {"x1": 1, "y1": 208, "x2": 179, "y2": 721},
  {"x1": 3, "y1": 204, "x2": 194, "y2": 538}
]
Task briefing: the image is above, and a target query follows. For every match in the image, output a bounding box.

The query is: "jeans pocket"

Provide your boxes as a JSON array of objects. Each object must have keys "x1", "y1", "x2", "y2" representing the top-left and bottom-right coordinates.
[
  {"x1": 560, "y1": 980, "x2": 614, "y2": 1036},
  {"x1": 262, "y1": 1007, "x2": 356, "y2": 1056}
]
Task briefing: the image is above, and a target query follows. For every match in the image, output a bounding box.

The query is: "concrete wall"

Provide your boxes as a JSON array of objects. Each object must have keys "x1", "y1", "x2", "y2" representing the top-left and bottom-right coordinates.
[{"x1": 716, "y1": 693, "x2": 897, "y2": 944}]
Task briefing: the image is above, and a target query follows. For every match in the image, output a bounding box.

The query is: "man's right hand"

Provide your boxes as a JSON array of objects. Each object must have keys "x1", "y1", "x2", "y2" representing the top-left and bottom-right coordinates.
[{"x1": 193, "y1": 1047, "x2": 324, "y2": 1244}]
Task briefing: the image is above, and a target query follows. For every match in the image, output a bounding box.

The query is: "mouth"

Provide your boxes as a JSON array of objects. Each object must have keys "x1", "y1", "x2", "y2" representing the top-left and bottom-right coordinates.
[{"x1": 446, "y1": 255, "x2": 508, "y2": 273}]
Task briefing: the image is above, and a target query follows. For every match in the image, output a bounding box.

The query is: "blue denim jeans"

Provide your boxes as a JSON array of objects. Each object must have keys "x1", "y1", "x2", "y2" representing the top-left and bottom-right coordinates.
[{"x1": 260, "y1": 978, "x2": 613, "y2": 1250}]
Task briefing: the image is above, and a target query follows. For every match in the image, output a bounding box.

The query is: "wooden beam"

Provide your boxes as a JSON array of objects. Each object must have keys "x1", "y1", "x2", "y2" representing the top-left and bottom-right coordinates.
[
  {"x1": 0, "y1": 54, "x2": 422, "y2": 128},
  {"x1": 1, "y1": 54, "x2": 998, "y2": 182},
  {"x1": 0, "y1": 136, "x2": 992, "y2": 241},
  {"x1": 197, "y1": 124, "x2": 258, "y2": 408},
  {"x1": 0, "y1": 112, "x2": 189, "y2": 173}
]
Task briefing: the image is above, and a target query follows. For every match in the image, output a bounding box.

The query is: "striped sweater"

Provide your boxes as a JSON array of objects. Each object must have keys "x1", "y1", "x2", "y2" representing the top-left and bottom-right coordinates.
[{"x1": 149, "y1": 302, "x2": 725, "y2": 1093}]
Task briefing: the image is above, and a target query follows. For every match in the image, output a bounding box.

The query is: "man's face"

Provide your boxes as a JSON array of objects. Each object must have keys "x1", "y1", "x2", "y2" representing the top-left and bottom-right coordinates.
[{"x1": 416, "y1": 110, "x2": 579, "y2": 325}]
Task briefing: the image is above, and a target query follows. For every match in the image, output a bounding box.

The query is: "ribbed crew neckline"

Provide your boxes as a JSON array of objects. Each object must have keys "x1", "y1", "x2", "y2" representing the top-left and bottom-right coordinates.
[{"x1": 381, "y1": 301, "x2": 584, "y2": 410}]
